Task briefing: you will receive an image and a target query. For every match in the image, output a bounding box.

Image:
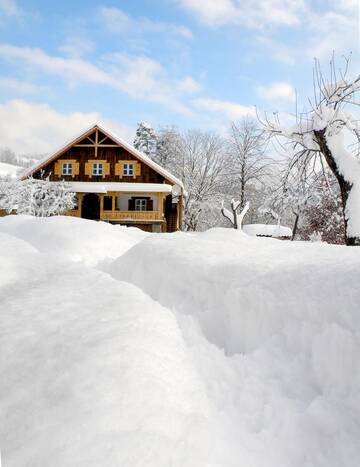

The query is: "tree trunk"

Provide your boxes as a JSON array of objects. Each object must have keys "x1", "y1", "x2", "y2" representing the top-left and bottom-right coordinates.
[
  {"x1": 291, "y1": 213, "x2": 299, "y2": 241},
  {"x1": 314, "y1": 129, "x2": 359, "y2": 246},
  {"x1": 232, "y1": 205, "x2": 238, "y2": 229}
]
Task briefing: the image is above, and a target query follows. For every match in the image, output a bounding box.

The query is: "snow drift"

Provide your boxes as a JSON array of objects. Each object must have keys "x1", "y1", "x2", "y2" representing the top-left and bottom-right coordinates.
[
  {"x1": 0, "y1": 215, "x2": 148, "y2": 266},
  {"x1": 110, "y1": 228, "x2": 360, "y2": 467},
  {"x1": 0, "y1": 219, "x2": 222, "y2": 467},
  {"x1": 1, "y1": 216, "x2": 360, "y2": 467}
]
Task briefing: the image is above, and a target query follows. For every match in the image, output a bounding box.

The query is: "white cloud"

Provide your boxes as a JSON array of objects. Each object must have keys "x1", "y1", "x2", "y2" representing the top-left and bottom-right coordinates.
[
  {"x1": 105, "y1": 52, "x2": 192, "y2": 114},
  {"x1": 255, "y1": 35, "x2": 296, "y2": 65},
  {"x1": 0, "y1": 77, "x2": 42, "y2": 94},
  {"x1": 0, "y1": 99, "x2": 134, "y2": 154},
  {"x1": 59, "y1": 36, "x2": 95, "y2": 58},
  {"x1": 176, "y1": 0, "x2": 237, "y2": 27},
  {"x1": 176, "y1": 0, "x2": 306, "y2": 28},
  {"x1": 255, "y1": 1, "x2": 358, "y2": 64},
  {"x1": 100, "y1": 6, "x2": 193, "y2": 39},
  {"x1": 0, "y1": 43, "x2": 112, "y2": 84},
  {"x1": 176, "y1": 76, "x2": 201, "y2": 94},
  {"x1": 0, "y1": 43, "x2": 194, "y2": 115},
  {"x1": 192, "y1": 97, "x2": 255, "y2": 120},
  {"x1": 257, "y1": 82, "x2": 295, "y2": 102},
  {"x1": 305, "y1": 9, "x2": 358, "y2": 59},
  {"x1": 0, "y1": 0, "x2": 22, "y2": 17}
]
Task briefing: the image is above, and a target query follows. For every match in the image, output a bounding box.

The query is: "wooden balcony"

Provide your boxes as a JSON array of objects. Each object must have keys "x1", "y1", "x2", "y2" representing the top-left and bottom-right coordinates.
[{"x1": 101, "y1": 210, "x2": 163, "y2": 222}]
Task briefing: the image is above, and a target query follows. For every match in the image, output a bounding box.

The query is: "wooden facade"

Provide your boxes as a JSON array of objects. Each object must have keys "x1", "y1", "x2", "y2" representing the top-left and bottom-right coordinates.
[{"x1": 22, "y1": 125, "x2": 184, "y2": 233}]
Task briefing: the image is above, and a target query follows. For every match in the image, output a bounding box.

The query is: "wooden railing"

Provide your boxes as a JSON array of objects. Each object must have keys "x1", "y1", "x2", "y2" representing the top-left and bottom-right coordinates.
[{"x1": 101, "y1": 210, "x2": 163, "y2": 221}]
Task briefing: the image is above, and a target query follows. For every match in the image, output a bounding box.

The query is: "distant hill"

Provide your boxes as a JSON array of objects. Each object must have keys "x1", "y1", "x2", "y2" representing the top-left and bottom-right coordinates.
[{"x1": 0, "y1": 161, "x2": 23, "y2": 179}]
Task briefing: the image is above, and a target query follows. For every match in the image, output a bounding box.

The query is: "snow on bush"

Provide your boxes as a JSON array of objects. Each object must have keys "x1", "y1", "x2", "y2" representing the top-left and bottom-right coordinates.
[{"x1": 0, "y1": 176, "x2": 77, "y2": 216}]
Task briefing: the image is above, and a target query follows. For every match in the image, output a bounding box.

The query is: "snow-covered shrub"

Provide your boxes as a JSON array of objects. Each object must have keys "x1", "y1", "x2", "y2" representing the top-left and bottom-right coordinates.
[
  {"x1": 0, "y1": 176, "x2": 76, "y2": 216},
  {"x1": 300, "y1": 189, "x2": 345, "y2": 244}
]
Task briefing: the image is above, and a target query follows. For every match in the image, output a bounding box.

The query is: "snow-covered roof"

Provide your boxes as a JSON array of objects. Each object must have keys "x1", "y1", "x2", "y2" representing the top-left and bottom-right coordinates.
[
  {"x1": 65, "y1": 182, "x2": 173, "y2": 194},
  {"x1": 21, "y1": 124, "x2": 184, "y2": 190},
  {"x1": 243, "y1": 224, "x2": 292, "y2": 238}
]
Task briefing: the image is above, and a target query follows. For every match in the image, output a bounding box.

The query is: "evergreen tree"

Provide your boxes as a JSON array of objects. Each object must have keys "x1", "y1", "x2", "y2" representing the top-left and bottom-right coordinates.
[{"x1": 133, "y1": 121, "x2": 158, "y2": 159}]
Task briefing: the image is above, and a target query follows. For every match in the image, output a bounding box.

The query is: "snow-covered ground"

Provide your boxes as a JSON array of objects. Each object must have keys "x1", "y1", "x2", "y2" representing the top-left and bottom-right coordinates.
[{"x1": 1, "y1": 216, "x2": 360, "y2": 467}]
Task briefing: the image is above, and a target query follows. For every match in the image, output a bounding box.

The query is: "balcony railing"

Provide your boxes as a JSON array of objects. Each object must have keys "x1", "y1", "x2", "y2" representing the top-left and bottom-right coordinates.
[{"x1": 101, "y1": 210, "x2": 163, "y2": 221}]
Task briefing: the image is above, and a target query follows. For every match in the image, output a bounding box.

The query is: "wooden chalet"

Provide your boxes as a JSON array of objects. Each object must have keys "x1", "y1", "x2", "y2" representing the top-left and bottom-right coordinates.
[{"x1": 21, "y1": 124, "x2": 184, "y2": 232}]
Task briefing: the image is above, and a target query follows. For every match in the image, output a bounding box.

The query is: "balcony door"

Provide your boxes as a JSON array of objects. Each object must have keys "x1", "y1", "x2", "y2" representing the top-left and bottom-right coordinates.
[{"x1": 81, "y1": 193, "x2": 100, "y2": 220}]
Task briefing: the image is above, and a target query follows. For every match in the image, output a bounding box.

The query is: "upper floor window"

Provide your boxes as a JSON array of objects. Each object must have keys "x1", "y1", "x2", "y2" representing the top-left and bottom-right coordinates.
[
  {"x1": 123, "y1": 163, "x2": 134, "y2": 176},
  {"x1": 62, "y1": 163, "x2": 72, "y2": 176},
  {"x1": 92, "y1": 163, "x2": 103, "y2": 176},
  {"x1": 135, "y1": 198, "x2": 147, "y2": 211}
]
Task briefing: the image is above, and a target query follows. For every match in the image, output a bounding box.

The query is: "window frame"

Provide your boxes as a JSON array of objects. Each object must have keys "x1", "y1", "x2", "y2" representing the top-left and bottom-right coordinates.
[
  {"x1": 134, "y1": 198, "x2": 147, "y2": 211},
  {"x1": 123, "y1": 163, "x2": 134, "y2": 176},
  {"x1": 62, "y1": 162, "x2": 72, "y2": 176},
  {"x1": 92, "y1": 163, "x2": 103, "y2": 176}
]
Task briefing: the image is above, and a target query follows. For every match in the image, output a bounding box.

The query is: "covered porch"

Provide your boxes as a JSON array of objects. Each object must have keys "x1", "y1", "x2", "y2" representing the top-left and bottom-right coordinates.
[{"x1": 65, "y1": 182, "x2": 179, "y2": 232}]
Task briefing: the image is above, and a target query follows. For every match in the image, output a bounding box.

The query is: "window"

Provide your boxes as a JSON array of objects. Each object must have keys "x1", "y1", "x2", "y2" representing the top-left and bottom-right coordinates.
[
  {"x1": 62, "y1": 163, "x2": 72, "y2": 176},
  {"x1": 123, "y1": 163, "x2": 134, "y2": 176},
  {"x1": 93, "y1": 163, "x2": 103, "y2": 176},
  {"x1": 135, "y1": 198, "x2": 147, "y2": 211},
  {"x1": 103, "y1": 196, "x2": 113, "y2": 211}
]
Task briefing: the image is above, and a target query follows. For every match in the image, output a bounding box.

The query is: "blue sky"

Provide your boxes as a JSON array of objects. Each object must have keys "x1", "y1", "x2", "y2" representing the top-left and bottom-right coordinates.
[{"x1": 0, "y1": 0, "x2": 358, "y2": 154}]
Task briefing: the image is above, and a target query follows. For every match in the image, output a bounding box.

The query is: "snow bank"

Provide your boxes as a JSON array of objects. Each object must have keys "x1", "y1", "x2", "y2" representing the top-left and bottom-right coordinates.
[
  {"x1": 243, "y1": 223, "x2": 292, "y2": 237},
  {"x1": 110, "y1": 227, "x2": 360, "y2": 467},
  {"x1": 0, "y1": 225, "x2": 223, "y2": 467},
  {"x1": 0, "y1": 215, "x2": 148, "y2": 266},
  {"x1": 2, "y1": 218, "x2": 360, "y2": 467}
]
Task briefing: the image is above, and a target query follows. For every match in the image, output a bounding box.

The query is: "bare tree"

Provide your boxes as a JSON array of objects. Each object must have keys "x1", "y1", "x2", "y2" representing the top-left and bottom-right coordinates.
[
  {"x1": 155, "y1": 126, "x2": 182, "y2": 169},
  {"x1": 180, "y1": 131, "x2": 228, "y2": 231},
  {"x1": 261, "y1": 55, "x2": 360, "y2": 245},
  {"x1": 221, "y1": 200, "x2": 249, "y2": 229},
  {"x1": 227, "y1": 119, "x2": 272, "y2": 210},
  {"x1": 262, "y1": 161, "x2": 319, "y2": 240}
]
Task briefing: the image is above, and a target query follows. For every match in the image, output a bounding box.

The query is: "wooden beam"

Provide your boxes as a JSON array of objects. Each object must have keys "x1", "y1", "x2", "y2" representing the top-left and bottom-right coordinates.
[
  {"x1": 86, "y1": 135, "x2": 95, "y2": 144},
  {"x1": 99, "y1": 135, "x2": 109, "y2": 144},
  {"x1": 73, "y1": 144, "x2": 119, "y2": 147},
  {"x1": 95, "y1": 128, "x2": 98, "y2": 158}
]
